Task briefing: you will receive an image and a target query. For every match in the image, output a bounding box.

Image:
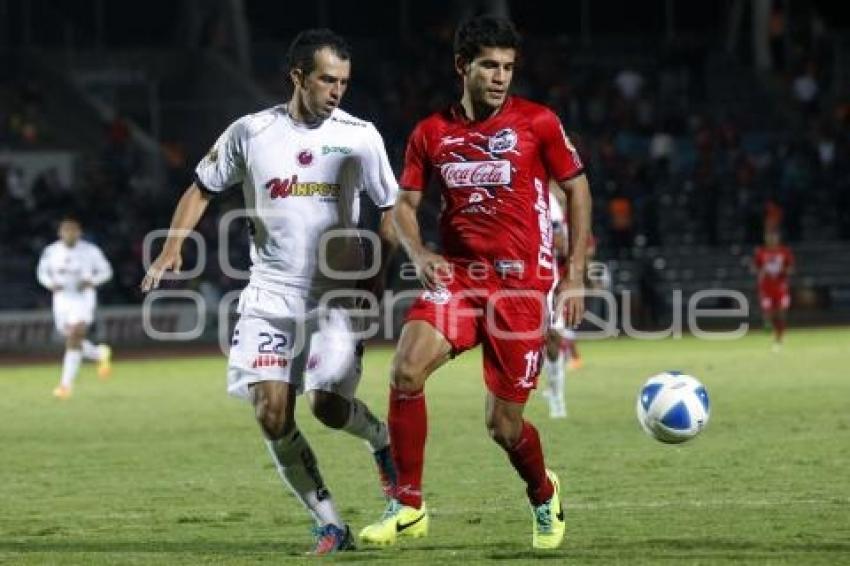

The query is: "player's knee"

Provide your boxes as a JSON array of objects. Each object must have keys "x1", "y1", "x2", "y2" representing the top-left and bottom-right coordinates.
[
  {"x1": 486, "y1": 413, "x2": 522, "y2": 449},
  {"x1": 307, "y1": 391, "x2": 349, "y2": 429},
  {"x1": 391, "y1": 357, "x2": 427, "y2": 392},
  {"x1": 254, "y1": 394, "x2": 293, "y2": 440}
]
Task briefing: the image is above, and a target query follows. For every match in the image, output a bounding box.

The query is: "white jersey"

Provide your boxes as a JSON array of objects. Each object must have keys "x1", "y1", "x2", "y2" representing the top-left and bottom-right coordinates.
[
  {"x1": 549, "y1": 192, "x2": 565, "y2": 228},
  {"x1": 195, "y1": 105, "x2": 398, "y2": 300},
  {"x1": 37, "y1": 240, "x2": 112, "y2": 301}
]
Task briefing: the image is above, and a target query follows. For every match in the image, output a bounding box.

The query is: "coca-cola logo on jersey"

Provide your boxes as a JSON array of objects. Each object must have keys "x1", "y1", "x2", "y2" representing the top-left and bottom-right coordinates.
[{"x1": 440, "y1": 160, "x2": 511, "y2": 188}]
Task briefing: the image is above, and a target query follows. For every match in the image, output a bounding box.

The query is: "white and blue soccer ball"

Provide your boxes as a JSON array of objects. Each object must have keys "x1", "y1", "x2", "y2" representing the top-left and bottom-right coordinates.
[{"x1": 636, "y1": 371, "x2": 710, "y2": 443}]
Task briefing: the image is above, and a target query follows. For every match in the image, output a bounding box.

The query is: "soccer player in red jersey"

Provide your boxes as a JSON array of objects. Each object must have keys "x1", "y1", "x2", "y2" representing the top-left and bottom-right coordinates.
[
  {"x1": 753, "y1": 230, "x2": 795, "y2": 351},
  {"x1": 359, "y1": 16, "x2": 592, "y2": 549}
]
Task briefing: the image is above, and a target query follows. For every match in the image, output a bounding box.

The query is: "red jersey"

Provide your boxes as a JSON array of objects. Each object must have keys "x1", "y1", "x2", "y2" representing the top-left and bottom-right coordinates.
[
  {"x1": 400, "y1": 96, "x2": 584, "y2": 291},
  {"x1": 754, "y1": 245, "x2": 794, "y2": 285}
]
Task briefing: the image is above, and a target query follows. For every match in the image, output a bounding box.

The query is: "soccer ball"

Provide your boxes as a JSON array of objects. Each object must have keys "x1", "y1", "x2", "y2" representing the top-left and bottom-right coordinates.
[{"x1": 636, "y1": 371, "x2": 710, "y2": 443}]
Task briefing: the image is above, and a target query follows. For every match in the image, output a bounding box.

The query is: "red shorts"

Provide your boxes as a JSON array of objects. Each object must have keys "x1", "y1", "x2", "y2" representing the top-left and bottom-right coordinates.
[
  {"x1": 759, "y1": 281, "x2": 790, "y2": 311},
  {"x1": 405, "y1": 270, "x2": 547, "y2": 403}
]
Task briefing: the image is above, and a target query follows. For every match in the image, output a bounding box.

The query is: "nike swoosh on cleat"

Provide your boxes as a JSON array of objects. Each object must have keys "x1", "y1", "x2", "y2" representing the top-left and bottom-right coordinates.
[
  {"x1": 556, "y1": 506, "x2": 565, "y2": 522},
  {"x1": 396, "y1": 513, "x2": 425, "y2": 532}
]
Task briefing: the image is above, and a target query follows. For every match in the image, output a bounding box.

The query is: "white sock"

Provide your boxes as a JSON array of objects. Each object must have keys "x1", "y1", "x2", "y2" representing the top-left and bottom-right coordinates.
[
  {"x1": 80, "y1": 340, "x2": 103, "y2": 361},
  {"x1": 266, "y1": 428, "x2": 343, "y2": 527},
  {"x1": 342, "y1": 398, "x2": 389, "y2": 452},
  {"x1": 545, "y1": 353, "x2": 565, "y2": 406},
  {"x1": 60, "y1": 349, "x2": 83, "y2": 389}
]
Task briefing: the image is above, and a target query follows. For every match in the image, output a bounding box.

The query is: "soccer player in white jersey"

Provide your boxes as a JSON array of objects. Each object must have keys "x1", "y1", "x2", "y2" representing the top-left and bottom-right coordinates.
[
  {"x1": 544, "y1": 188, "x2": 573, "y2": 418},
  {"x1": 37, "y1": 216, "x2": 113, "y2": 399},
  {"x1": 545, "y1": 187, "x2": 594, "y2": 418},
  {"x1": 141, "y1": 29, "x2": 398, "y2": 555}
]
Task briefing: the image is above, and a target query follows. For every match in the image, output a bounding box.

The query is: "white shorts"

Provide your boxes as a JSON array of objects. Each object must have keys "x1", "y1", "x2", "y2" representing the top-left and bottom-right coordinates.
[
  {"x1": 53, "y1": 294, "x2": 96, "y2": 335},
  {"x1": 547, "y1": 286, "x2": 576, "y2": 340},
  {"x1": 226, "y1": 286, "x2": 362, "y2": 401}
]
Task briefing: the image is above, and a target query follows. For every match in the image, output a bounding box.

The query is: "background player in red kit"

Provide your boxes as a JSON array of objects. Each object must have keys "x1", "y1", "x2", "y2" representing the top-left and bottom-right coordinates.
[
  {"x1": 753, "y1": 230, "x2": 795, "y2": 351},
  {"x1": 360, "y1": 16, "x2": 592, "y2": 549}
]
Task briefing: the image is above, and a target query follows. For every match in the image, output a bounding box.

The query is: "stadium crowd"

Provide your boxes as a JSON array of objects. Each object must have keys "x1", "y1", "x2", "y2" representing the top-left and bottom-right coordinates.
[{"x1": 2, "y1": 18, "x2": 850, "y2": 309}]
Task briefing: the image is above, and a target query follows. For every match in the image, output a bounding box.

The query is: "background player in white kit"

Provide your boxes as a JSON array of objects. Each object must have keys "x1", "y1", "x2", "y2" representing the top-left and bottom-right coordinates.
[
  {"x1": 37, "y1": 216, "x2": 113, "y2": 399},
  {"x1": 142, "y1": 29, "x2": 398, "y2": 555},
  {"x1": 544, "y1": 189, "x2": 574, "y2": 418}
]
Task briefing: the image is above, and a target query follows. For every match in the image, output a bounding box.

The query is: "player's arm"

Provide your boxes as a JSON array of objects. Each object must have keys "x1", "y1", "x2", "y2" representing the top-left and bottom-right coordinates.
[
  {"x1": 140, "y1": 183, "x2": 212, "y2": 292},
  {"x1": 360, "y1": 210, "x2": 399, "y2": 300},
  {"x1": 786, "y1": 250, "x2": 796, "y2": 277},
  {"x1": 393, "y1": 189, "x2": 449, "y2": 290},
  {"x1": 537, "y1": 109, "x2": 591, "y2": 327},
  {"x1": 142, "y1": 118, "x2": 244, "y2": 292},
  {"x1": 36, "y1": 249, "x2": 60, "y2": 292},
  {"x1": 556, "y1": 173, "x2": 592, "y2": 327},
  {"x1": 87, "y1": 247, "x2": 113, "y2": 289}
]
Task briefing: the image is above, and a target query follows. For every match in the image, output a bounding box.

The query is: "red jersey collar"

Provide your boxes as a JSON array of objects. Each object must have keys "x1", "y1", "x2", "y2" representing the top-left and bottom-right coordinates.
[{"x1": 450, "y1": 96, "x2": 514, "y2": 125}]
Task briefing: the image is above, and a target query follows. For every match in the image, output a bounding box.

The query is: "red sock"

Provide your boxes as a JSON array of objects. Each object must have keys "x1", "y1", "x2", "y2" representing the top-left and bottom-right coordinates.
[
  {"x1": 389, "y1": 386, "x2": 427, "y2": 508},
  {"x1": 774, "y1": 316, "x2": 786, "y2": 342},
  {"x1": 505, "y1": 421, "x2": 554, "y2": 505}
]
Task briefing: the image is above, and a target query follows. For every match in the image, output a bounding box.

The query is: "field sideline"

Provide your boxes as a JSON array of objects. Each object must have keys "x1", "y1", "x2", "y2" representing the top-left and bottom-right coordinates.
[{"x1": 1, "y1": 329, "x2": 849, "y2": 564}]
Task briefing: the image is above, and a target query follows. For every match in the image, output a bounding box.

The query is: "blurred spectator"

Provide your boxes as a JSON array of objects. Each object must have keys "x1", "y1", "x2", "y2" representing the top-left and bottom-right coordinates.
[
  {"x1": 792, "y1": 63, "x2": 819, "y2": 115},
  {"x1": 0, "y1": 168, "x2": 29, "y2": 247},
  {"x1": 769, "y1": 6, "x2": 786, "y2": 70},
  {"x1": 649, "y1": 127, "x2": 674, "y2": 177},
  {"x1": 608, "y1": 195, "x2": 634, "y2": 252},
  {"x1": 614, "y1": 68, "x2": 644, "y2": 101}
]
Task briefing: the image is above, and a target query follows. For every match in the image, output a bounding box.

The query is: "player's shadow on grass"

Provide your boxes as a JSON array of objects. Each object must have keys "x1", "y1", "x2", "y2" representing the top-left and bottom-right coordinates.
[
  {"x1": 486, "y1": 538, "x2": 850, "y2": 561},
  {"x1": 0, "y1": 540, "x2": 307, "y2": 556}
]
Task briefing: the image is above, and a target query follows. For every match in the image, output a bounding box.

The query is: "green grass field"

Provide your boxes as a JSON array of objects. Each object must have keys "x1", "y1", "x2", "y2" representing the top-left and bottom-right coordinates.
[{"x1": 2, "y1": 329, "x2": 850, "y2": 565}]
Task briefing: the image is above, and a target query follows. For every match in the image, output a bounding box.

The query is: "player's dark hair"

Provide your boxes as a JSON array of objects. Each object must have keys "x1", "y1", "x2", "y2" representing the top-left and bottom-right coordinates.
[
  {"x1": 454, "y1": 15, "x2": 521, "y2": 65},
  {"x1": 59, "y1": 213, "x2": 82, "y2": 227},
  {"x1": 286, "y1": 28, "x2": 351, "y2": 76}
]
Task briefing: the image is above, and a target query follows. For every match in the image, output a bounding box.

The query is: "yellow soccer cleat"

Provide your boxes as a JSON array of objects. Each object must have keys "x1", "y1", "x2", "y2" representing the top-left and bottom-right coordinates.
[
  {"x1": 532, "y1": 469, "x2": 566, "y2": 549},
  {"x1": 358, "y1": 499, "x2": 428, "y2": 546},
  {"x1": 52, "y1": 385, "x2": 72, "y2": 399},
  {"x1": 97, "y1": 345, "x2": 112, "y2": 380}
]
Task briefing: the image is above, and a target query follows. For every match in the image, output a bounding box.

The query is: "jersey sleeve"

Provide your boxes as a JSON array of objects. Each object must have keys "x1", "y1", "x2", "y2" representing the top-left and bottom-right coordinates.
[
  {"x1": 753, "y1": 248, "x2": 764, "y2": 269},
  {"x1": 359, "y1": 123, "x2": 399, "y2": 209},
  {"x1": 89, "y1": 245, "x2": 113, "y2": 286},
  {"x1": 534, "y1": 109, "x2": 584, "y2": 182},
  {"x1": 194, "y1": 119, "x2": 247, "y2": 194},
  {"x1": 36, "y1": 247, "x2": 54, "y2": 289},
  {"x1": 398, "y1": 122, "x2": 429, "y2": 191}
]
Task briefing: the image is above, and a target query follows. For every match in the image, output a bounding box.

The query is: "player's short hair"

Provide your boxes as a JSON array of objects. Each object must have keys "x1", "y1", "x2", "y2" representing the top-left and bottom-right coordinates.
[
  {"x1": 59, "y1": 213, "x2": 82, "y2": 227},
  {"x1": 286, "y1": 28, "x2": 351, "y2": 76},
  {"x1": 454, "y1": 15, "x2": 521, "y2": 65}
]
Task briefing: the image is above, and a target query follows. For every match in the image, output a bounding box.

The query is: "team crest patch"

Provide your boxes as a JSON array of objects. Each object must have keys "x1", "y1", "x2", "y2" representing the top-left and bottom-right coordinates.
[
  {"x1": 422, "y1": 287, "x2": 451, "y2": 305},
  {"x1": 296, "y1": 148, "x2": 314, "y2": 167},
  {"x1": 488, "y1": 128, "x2": 518, "y2": 153}
]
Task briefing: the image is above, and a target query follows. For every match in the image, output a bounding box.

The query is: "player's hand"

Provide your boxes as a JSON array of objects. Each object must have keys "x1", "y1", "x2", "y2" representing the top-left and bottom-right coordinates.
[
  {"x1": 78, "y1": 280, "x2": 93, "y2": 291},
  {"x1": 141, "y1": 250, "x2": 183, "y2": 292},
  {"x1": 557, "y1": 276, "x2": 585, "y2": 328},
  {"x1": 412, "y1": 249, "x2": 451, "y2": 291}
]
